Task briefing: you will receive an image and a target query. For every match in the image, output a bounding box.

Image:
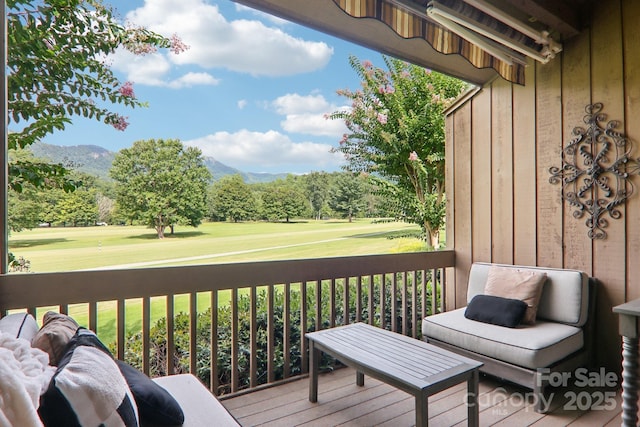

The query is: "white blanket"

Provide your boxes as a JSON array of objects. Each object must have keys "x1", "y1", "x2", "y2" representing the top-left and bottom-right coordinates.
[{"x1": 0, "y1": 332, "x2": 56, "y2": 427}]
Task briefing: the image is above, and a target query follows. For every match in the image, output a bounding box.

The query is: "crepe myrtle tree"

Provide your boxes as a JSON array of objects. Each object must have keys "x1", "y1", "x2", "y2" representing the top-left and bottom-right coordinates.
[
  {"x1": 7, "y1": 0, "x2": 187, "y2": 193},
  {"x1": 110, "y1": 139, "x2": 212, "y2": 239},
  {"x1": 329, "y1": 55, "x2": 467, "y2": 248}
]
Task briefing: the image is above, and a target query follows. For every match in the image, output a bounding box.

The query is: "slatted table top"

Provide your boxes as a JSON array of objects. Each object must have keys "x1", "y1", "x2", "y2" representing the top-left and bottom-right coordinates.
[{"x1": 306, "y1": 322, "x2": 483, "y2": 393}]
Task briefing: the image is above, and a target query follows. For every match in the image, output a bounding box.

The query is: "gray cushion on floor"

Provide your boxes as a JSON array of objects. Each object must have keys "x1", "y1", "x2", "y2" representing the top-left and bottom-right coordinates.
[{"x1": 422, "y1": 308, "x2": 583, "y2": 369}]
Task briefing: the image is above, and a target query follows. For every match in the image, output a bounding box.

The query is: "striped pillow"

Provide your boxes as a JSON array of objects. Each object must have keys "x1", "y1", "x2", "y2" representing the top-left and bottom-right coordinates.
[{"x1": 38, "y1": 328, "x2": 139, "y2": 427}]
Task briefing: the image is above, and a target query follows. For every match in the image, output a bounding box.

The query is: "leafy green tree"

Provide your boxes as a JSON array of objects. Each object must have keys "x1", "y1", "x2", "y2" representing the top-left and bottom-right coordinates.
[
  {"x1": 260, "y1": 177, "x2": 307, "y2": 223},
  {"x1": 9, "y1": 185, "x2": 43, "y2": 231},
  {"x1": 304, "y1": 172, "x2": 330, "y2": 220},
  {"x1": 56, "y1": 186, "x2": 99, "y2": 226},
  {"x1": 209, "y1": 175, "x2": 257, "y2": 222},
  {"x1": 7, "y1": 0, "x2": 185, "y2": 192},
  {"x1": 8, "y1": 149, "x2": 47, "y2": 231},
  {"x1": 110, "y1": 139, "x2": 212, "y2": 238},
  {"x1": 330, "y1": 56, "x2": 467, "y2": 247},
  {"x1": 328, "y1": 173, "x2": 366, "y2": 222}
]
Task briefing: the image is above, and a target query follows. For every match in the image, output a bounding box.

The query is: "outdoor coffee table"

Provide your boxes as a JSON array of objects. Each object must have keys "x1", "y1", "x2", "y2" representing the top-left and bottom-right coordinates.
[{"x1": 306, "y1": 322, "x2": 483, "y2": 427}]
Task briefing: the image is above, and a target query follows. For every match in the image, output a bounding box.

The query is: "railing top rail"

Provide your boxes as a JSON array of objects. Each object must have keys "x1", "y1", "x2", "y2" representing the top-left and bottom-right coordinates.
[{"x1": 0, "y1": 251, "x2": 454, "y2": 311}]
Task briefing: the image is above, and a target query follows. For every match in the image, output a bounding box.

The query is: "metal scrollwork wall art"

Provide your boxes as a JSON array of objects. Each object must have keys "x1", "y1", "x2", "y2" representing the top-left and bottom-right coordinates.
[{"x1": 549, "y1": 103, "x2": 640, "y2": 239}]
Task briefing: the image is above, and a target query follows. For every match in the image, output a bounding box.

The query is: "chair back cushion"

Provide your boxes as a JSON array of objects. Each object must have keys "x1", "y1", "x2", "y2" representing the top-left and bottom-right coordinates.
[{"x1": 467, "y1": 262, "x2": 589, "y2": 326}]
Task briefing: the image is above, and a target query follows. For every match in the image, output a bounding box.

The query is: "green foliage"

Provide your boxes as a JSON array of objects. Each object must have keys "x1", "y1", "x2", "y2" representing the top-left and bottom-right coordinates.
[
  {"x1": 110, "y1": 139, "x2": 212, "y2": 238},
  {"x1": 258, "y1": 176, "x2": 308, "y2": 222},
  {"x1": 304, "y1": 172, "x2": 331, "y2": 220},
  {"x1": 121, "y1": 272, "x2": 441, "y2": 395},
  {"x1": 7, "y1": 0, "x2": 178, "y2": 192},
  {"x1": 330, "y1": 56, "x2": 467, "y2": 246},
  {"x1": 328, "y1": 173, "x2": 366, "y2": 222},
  {"x1": 209, "y1": 174, "x2": 258, "y2": 222}
]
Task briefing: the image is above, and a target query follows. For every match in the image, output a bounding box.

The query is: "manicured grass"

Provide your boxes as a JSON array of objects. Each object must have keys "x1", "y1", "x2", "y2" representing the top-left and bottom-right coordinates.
[
  {"x1": 12, "y1": 219, "x2": 423, "y2": 344},
  {"x1": 10, "y1": 220, "x2": 422, "y2": 272}
]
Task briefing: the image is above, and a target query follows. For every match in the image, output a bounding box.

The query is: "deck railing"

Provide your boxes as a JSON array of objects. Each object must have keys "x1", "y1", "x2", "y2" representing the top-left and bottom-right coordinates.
[{"x1": 0, "y1": 251, "x2": 455, "y2": 396}]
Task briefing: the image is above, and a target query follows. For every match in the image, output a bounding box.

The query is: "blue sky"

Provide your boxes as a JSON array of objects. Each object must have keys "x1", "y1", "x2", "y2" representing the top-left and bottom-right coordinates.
[{"x1": 41, "y1": 0, "x2": 381, "y2": 174}]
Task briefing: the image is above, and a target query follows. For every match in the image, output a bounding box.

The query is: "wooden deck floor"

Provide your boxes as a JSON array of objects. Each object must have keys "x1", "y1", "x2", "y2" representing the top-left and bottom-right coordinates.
[{"x1": 222, "y1": 367, "x2": 624, "y2": 426}]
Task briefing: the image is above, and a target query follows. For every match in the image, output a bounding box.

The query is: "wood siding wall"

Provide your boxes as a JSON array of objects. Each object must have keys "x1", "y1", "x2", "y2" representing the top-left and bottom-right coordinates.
[{"x1": 445, "y1": 0, "x2": 640, "y2": 372}]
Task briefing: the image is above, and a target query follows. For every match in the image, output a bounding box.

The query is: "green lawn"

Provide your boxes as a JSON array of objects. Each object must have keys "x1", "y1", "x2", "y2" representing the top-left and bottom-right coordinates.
[
  {"x1": 10, "y1": 219, "x2": 423, "y2": 272},
  {"x1": 10, "y1": 219, "x2": 424, "y2": 344}
]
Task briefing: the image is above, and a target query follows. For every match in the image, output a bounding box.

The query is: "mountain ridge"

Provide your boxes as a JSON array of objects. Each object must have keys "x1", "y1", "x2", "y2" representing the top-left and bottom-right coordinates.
[{"x1": 29, "y1": 142, "x2": 288, "y2": 184}]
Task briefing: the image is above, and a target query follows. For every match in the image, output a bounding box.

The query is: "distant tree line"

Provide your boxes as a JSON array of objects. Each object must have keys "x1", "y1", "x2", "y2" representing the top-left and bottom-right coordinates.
[{"x1": 8, "y1": 140, "x2": 391, "y2": 235}]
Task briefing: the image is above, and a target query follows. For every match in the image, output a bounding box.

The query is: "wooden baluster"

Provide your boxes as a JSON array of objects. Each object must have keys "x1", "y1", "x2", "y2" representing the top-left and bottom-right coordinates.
[
  {"x1": 402, "y1": 272, "x2": 408, "y2": 336},
  {"x1": 301, "y1": 282, "x2": 308, "y2": 374},
  {"x1": 441, "y1": 268, "x2": 447, "y2": 313},
  {"x1": 430, "y1": 269, "x2": 437, "y2": 316},
  {"x1": 343, "y1": 278, "x2": 350, "y2": 326},
  {"x1": 142, "y1": 297, "x2": 150, "y2": 375},
  {"x1": 329, "y1": 279, "x2": 336, "y2": 328},
  {"x1": 380, "y1": 274, "x2": 386, "y2": 330},
  {"x1": 411, "y1": 271, "x2": 418, "y2": 339},
  {"x1": 267, "y1": 284, "x2": 275, "y2": 383},
  {"x1": 283, "y1": 283, "x2": 291, "y2": 378},
  {"x1": 231, "y1": 288, "x2": 239, "y2": 393},
  {"x1": 315, "y1": 280, "x2": 321, "y2": 331},
  {"x1": 89, "y1": 301, "x2": 97, "y2": 333},
  {"x1": 356, "y1": 276, "x2": 362, "y2": 323},
  {"x1": 391, "y1": 274, "x2": 397, "y2": 333},
  {"x1": 420, "y1": 269, "x2": 427, "y2": 319},
  {"x1": 189, "y1": 293, "x2": 197, "y2": 376},
  {"x1": 117, "y1": 299, "x2": 125, "y2": 361},
  {"x1": 250, "y1": 286, "x2": 257, "y2": 388},
  {"x1": 210, "y1": 291, "x2": 218, "y2": 395},
  {"x1": 368, "y1": 275, "x2": 374, "y2": 326},
  {"x1": 167, "y1": 294, "x2": 175, "y2": 375}
]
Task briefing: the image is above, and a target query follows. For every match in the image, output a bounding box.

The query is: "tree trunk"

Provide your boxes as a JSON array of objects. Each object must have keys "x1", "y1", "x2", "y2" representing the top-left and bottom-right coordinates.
[
  {"x1": 430, "y1": 230, "x2": 440, "y2": 250},
  {"x1": 424, "y1": 224, "x2": 440, "y2": 250},
  {"x1": 170, "y1": 225, "x2": 174, "y2": 235},
  {"x1": 156, "y1": 226, "x2": 165, "y2": 239}
]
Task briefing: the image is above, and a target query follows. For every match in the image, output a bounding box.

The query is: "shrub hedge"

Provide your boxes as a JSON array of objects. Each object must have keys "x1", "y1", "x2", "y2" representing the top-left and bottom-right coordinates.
[{"x1": 117, "y1": 272, "x2": 439, "y2": 395}]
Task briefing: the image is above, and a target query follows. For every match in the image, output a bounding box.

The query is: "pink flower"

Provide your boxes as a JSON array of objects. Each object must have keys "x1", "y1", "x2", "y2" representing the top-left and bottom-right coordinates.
[
  {"x1": 377, "y1": 113, "x2": 387, "y2": 124},
  {"x1": 111, "y1": 115, "x2": 129, "y2": 131},
  {"x1": 409, "y1": 151, "x2": 419, "y2": 161},
  {"x1": 119, "y1": 81, "x2": 135, "y2": 98},
  {"x1": 362, "y1": 60, "x2": 373, "y2": 69},
  {"x1": 169, "y1": 33, "x2": 189, "y2": 54}
]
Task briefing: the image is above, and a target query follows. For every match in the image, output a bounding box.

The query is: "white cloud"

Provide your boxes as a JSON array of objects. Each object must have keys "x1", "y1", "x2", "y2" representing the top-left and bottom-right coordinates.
[
  {"x1": 272, "y1": 93, "x2": 330, "y2": 115},
  {"x1": 281, "y1": 113, "x2": 348, "y2": 137},
  {"x1": 109, "y1": 49, "x2": 219, "y2": 89},
  {"x1": 237, "y1": 99, "x2": 248, "y2": 109},
  {"x1": 270, "y1": 93, "x2": 349, "y2": 137},
  {"x1": 184, "y1": 130, "x2": 345, "y2": 172},
  {"x1": 235, "y1": 4, "x2": 290, "y2": 26},
  {"x1": 123, "y1": 0, "x2": 333, "y2": 77},
  {"x1": 167, "y1": 72, "x2": 220, "y2": 89}
]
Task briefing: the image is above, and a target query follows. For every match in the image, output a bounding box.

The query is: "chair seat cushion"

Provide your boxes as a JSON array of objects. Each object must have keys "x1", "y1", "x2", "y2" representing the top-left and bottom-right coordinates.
[{"x1": 422, "y1": 308, "x2": 583, "y2": 369}]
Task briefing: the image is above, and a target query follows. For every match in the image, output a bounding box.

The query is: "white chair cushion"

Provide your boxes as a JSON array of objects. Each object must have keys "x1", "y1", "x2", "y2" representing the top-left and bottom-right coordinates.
[{"x1": 422, "y1": 308, "x2": 583, "y2": 369}]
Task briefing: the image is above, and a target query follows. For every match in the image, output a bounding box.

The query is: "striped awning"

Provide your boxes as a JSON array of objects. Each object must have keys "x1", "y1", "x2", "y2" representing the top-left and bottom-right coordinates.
[{"x1": 333, "y1": 0, "x2": 525, "y2": 85}]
